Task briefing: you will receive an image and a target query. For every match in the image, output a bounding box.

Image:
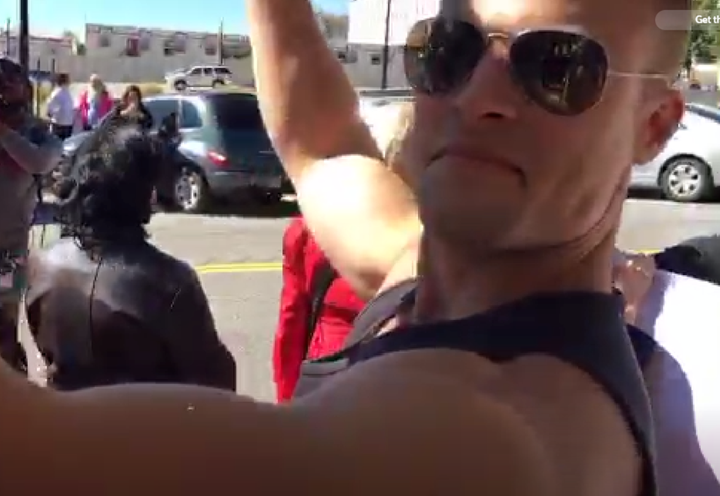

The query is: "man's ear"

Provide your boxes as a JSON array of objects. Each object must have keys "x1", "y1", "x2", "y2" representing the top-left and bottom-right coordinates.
[{"x1": 633, "y1": 89, "x2": 684, "y2": 165}]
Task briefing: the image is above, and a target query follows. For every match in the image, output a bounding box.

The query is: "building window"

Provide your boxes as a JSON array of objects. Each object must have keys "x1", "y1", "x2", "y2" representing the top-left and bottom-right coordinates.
[
  {"x1": 370, "y1": 53, "x2": 382, "y2": 65},
  {"x1": 336, "y1": 48, "x2": 357, "y2": 63},
  {"x1": 163, "y1": 38, "x2": 174, "y2": 56},
  {"x1": 125, "y1": 37, "x2": 140, "y2": 57},
  {"x1": 98, "y1": 27, "x2": 112, "y2": 48}
]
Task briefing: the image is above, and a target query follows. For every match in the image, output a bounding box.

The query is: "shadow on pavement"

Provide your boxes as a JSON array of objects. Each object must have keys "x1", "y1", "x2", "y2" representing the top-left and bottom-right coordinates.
[
  {"x1": 194, "y1": 199, "x2": 300, "y2": 219},
  {"x1": 627, "y1": 189, "x2": 664, "y2": 201}
]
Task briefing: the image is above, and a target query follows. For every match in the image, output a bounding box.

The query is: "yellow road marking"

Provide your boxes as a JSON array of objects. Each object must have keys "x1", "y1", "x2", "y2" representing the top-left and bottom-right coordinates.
[
  {"x1": 193, "y1": 250, "x2": 660, "y2": 274},
  {"x1": 195, "y1": 262, "x2": 282, "y2": 274}
]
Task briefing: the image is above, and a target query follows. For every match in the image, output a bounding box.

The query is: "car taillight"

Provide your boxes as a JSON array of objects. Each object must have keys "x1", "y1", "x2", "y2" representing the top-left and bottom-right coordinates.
[{"x1": 207, "y1": 150, "x2": 227, "y2": 166}]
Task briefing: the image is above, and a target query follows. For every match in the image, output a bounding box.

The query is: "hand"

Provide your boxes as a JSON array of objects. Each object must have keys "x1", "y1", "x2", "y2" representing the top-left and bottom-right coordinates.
[{"x1": 613, "y1": 254, "x2": 656, "y2": 326}]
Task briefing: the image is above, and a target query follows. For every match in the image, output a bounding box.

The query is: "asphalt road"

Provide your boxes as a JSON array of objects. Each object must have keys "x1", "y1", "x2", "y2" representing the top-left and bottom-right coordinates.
[{"x1": 19, "y1": 197, "x2": 720, "y2": 401}]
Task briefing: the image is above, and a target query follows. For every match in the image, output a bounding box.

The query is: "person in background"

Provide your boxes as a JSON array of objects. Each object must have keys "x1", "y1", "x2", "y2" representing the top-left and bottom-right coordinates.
[
  {"x1": 272, "y1": 103, "x2": 414, "y2": 402},
  {"x1": 45, "y1": 73, "x2": 74, "y2": 140},
  {"x1": 273, "y1": 216, "x2": 364, "y2": 401},
  {"x1": 0, "y1": 57, "x2": 62, "y2": 373},
  {"x1": 25, "y1": 121, "x2": 235, "y2": 391},
  {"x1": 115, "y1": 84, "x2": 153, "y2": 130},
  {"x1": 77, "y1": 74, "x2": 113, "y2": 131},
  {"x1": 612, "y1": 252, "x2": 719, "y2": 496}
]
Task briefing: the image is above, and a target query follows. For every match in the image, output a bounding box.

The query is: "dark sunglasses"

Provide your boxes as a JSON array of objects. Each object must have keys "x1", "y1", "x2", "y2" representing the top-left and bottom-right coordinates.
[{"x1": 403, "y1": 18, "x2": 668, "y2": 116}]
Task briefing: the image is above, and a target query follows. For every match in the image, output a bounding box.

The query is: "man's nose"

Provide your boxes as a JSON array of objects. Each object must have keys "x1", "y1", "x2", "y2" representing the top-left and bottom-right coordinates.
[{"x1": 451, "y1": 43, "x2": 521, "y2": 122}]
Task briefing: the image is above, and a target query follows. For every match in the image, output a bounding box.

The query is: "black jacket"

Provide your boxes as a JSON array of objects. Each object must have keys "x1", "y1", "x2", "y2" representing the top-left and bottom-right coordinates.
[{"x1": 25, "y1": 239, "x2": 236, "y2": 391}]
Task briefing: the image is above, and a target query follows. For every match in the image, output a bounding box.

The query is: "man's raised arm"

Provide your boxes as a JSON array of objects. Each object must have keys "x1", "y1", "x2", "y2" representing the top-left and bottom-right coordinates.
[{"x1": 247, "y1": 0, "x2": 420, "y2": 298}]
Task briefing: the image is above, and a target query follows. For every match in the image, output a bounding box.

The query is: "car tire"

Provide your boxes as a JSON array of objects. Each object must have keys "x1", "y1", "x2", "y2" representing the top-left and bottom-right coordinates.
[
  {"x1": 211, "y1": 80, "x2": 225, "y2": 88},
  {"x1": 173, "y1": 168, "x2": 213, "y2": 213},
  {"x1": 660, "y1": 157, "x2": 714, "y2": 203},
  {"x1": 174, "y1": 80, "x2": 188, "y2": 92}
]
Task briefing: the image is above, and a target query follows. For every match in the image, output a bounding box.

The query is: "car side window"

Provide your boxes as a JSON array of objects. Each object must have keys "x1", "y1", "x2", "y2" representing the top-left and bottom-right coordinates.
[
  {"x1": 180, "y1": 102, "x2": 202, "y2": 128},
  {"x1": 215, "y1": 67, "x2": 231, "y2": 75},
  {"x1": 188, "y1": 67, "x2": 202, "y2": 75},
  {"x1": 145, "y1": 100, "x2": 181, "y2": 130},
  {"x1": 203, "y1": 67, "x2": 213, "y2": 76}
]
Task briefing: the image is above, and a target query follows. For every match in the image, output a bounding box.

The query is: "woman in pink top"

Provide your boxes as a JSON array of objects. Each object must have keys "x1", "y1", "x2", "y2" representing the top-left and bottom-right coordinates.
[{"x1": 77, "y1": 74, "x2": 114, "y2": 131}]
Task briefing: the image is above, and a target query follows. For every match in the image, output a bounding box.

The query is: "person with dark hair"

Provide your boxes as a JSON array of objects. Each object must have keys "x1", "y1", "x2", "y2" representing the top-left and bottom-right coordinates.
[
  {"x1": 0, "y1": 57, "x2": 61, "y2": 374},
  {"x1": 25, "y1": 122, "x2": 235, "y2": 391},
  {"x1": 115, "y1": 84, "x2": 153, "y2": 130},
  {"x1": 46, "y1": 73, "x2": 74, "y2": 140}
]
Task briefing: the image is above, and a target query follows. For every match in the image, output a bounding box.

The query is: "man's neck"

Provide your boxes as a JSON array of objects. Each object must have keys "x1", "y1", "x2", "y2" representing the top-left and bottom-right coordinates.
[{"x1": 414, "y1": 236, "x2": 615, "y2": 322}]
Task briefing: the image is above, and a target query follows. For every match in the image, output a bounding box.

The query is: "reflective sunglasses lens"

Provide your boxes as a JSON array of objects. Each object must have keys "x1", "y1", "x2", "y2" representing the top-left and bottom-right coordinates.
[
  {"x1": 510, "y1": 31, "x2": 608, "y2": 115},
  {"x1": 404, "y1": 18, "x2": 485, "y2": 94}
]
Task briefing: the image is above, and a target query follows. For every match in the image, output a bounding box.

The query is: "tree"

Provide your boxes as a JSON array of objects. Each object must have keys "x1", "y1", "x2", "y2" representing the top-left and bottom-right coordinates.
[
  {"x1": 63, "y1": 30, "x2": 87, "y2": 56},
  {"x1": 315, "y1": 10, "x2": 349, "y2": 40},
  {"x1": 687, "y1": 0, "x2": 719, "y2": 65}
]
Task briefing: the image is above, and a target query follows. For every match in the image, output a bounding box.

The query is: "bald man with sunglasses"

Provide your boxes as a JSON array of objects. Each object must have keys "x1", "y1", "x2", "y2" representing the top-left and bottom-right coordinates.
[{"x1": 0, "y1": 0, "x2": 698, "y2": 496}]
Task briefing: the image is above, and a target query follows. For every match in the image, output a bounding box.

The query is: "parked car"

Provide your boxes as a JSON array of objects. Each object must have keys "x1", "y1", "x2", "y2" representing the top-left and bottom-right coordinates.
[
  {"x1": 631, "y1": 103, "x2": 720, "y2": 202},
  {"x1": 165, "y1": 65, "x2": 233, "y2": 91},
  {"x1": 57, "y1": 90, "x2": 289, "y2": 213}
]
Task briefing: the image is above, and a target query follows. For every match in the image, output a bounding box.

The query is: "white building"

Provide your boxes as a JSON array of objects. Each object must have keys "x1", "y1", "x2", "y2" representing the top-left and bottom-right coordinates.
[
  {"x1": 80, "y1": 23, "x2": 253, "y2": 83},
  {"x1": 0, "y1": 31, "x2": 74, "y2": 75},
  {"x1": 0, "y1": 23, "x2": 254, "y2": 84},
  {"x1": 343, "y1": 0, "x2": 439, "y2": 87}
]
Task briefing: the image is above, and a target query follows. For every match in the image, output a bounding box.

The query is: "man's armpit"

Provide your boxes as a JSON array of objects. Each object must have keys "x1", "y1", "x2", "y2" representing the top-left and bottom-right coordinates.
[
  {"x1": 295, "y1": 155, "x2": 420, "y2": 300},
  {"x1": 376, "y1": 234, "x2": 420, "y2": 296}
]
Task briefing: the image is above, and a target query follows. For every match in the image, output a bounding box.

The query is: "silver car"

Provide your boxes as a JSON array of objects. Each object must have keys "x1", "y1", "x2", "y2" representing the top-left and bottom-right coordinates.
[
  {"x1": 631, "y1": 103, "x2": 720, "y2": 202},
  {"x1": 165, "y1": 65, "x2": 233, "y2": 91}
]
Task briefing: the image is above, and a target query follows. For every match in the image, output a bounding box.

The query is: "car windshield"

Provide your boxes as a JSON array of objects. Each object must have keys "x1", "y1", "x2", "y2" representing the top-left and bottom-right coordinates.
[
  {"x1": 207, "y1": 93, "x2": 264, "y2": 130},
  {"x1": 686, "y1": 103, "x2": 720, "y2": 123}
]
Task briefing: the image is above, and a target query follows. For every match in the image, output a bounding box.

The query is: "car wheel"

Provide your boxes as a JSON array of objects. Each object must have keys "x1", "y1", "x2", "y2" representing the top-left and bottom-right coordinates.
[
  {"x1": 211, "y1": 80, "x2": 225, "y2": 88},
  {"x1": 174, "y1": 80, "x2": 188, "y2": 92},
  {"x1": 173, "y1": 168, "x2": 212, "y2": 213},
  {"x1": 660, "y1": 157, "x2": 714, "y2": 202}
]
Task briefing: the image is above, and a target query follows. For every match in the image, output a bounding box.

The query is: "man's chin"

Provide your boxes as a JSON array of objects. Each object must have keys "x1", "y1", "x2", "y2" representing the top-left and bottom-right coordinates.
[{"x1": 421, "y1": 204, "x2": 519, "y2": 255}]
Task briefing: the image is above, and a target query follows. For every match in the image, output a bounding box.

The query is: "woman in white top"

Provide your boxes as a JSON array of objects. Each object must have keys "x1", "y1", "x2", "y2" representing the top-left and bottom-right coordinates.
[{"x1": 45, "y1": 73, "x2": 75, "y2": 140}]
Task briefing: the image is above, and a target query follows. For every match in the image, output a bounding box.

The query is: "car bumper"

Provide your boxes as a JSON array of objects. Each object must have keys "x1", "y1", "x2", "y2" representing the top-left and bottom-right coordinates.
[{"x1": 206, "y1": 170, "x2": 288, "y2": 198}]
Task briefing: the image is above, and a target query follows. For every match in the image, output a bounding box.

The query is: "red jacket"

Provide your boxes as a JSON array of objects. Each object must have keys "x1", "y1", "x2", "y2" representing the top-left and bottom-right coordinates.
[
  {"x1": 78, "y1": 89, "x2": 114, "y2": 128},
  {"x1": 273, "y1": 217, "x2": 365, "y2": 402}
]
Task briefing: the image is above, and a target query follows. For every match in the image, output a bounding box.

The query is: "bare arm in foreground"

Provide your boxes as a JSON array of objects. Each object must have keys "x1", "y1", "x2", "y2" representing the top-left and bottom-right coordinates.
[
  {"x1": 0, "y1": 358, "x2": 554, "y2": 496},
  {"x1": 248, "y1": 0, "x2": 420, "y2": 298}
]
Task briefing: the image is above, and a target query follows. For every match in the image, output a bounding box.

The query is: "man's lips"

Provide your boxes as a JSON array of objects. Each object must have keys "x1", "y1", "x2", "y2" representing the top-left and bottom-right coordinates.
[{"x1": 430, "y1": 145, "x2": 523, "y2": 176}]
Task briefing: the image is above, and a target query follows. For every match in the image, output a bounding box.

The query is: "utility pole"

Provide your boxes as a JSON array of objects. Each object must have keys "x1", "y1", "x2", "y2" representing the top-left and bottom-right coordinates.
[
  {"x1": 4, "y1": 18, "x2": 10, "y2": 56},
  {"x1": 19, "y1": 0, "x2": 29, "y2": 72},
  {"x1": 218, "y1": 19, "x2": 224, "y2": 65},
  {"x1": 379, "y1": 0, "x2": 392, "y2": 88}
]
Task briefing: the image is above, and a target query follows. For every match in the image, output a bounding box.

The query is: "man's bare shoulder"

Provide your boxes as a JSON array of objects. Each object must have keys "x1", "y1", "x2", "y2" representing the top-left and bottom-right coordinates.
[
  {"x1": 297, "y1": 355, "x2": 557, "y2": 495},
  {"x1": 20, "y1": 357, "x2": 554, "y2": 496}
]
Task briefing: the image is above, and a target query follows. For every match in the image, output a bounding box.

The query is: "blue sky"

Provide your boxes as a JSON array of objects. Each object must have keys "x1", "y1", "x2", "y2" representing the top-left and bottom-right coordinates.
[{"x1": 1, "y1": 0, "x2": 348, "y2": 37}]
